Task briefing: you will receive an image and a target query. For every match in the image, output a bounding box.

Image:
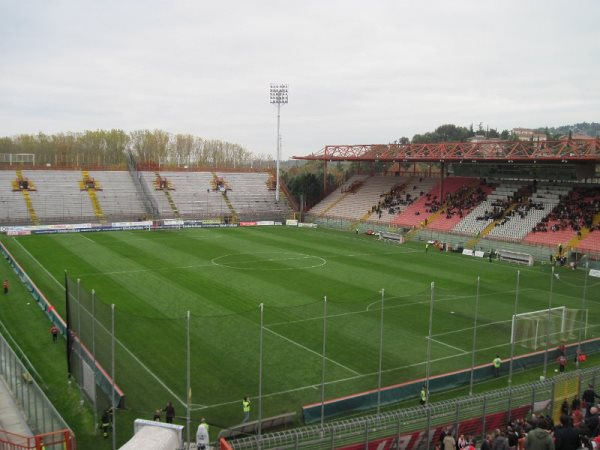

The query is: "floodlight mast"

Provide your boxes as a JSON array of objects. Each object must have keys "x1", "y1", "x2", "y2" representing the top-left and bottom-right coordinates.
[{"x1": 270, "y1": 83, "x2": 288, "y2": 202}]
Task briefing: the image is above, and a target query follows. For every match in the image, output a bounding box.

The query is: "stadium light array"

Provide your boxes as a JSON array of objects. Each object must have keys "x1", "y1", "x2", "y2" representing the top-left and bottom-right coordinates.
[{"x1": 270, "y1": 83, "x2": 288, "y2": 202}]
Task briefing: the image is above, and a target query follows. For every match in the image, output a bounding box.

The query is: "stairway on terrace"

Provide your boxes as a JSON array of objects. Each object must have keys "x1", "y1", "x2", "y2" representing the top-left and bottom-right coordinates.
[
  {"x1": 425, "y1": 177, "x2": 485, "y2": 232},
  {"x1": 308, "y1": 175, "x2": 369, "y2": 217}
]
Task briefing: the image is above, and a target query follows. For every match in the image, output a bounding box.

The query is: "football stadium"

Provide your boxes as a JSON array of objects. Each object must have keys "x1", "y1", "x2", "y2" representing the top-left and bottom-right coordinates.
[{"x1": 1, "y1": 136, "x2": 600, "y2": 449}]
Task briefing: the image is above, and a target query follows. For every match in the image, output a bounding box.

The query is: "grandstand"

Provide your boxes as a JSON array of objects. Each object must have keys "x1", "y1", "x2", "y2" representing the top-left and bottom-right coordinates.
[
  {"x1": 2, "y1": 138, "x2": 600, "y2": 450},
  {"x1": 0, "y1": 168, "x2": 292, "y2": 225}
]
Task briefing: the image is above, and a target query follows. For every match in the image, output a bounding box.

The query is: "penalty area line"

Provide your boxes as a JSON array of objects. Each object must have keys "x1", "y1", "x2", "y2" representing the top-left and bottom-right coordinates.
[{"x1": 263, "y1": 326, "x2": 360, "y2": 376}]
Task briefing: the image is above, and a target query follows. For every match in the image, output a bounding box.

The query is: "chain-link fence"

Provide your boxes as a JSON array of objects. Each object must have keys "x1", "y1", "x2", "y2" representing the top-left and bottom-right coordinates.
[
  {"x1": 0, "y1": 332, "x2": 75, "y2": 449},
  {"x1": 227, "y1": 366, "x2": 600, "y2": 450}
]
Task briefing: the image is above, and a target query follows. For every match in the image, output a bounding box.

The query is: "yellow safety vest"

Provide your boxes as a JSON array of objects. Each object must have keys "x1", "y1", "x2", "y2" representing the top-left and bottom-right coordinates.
[{"x1": 243, "y1": 400, "x2": 250, "y2": 412}]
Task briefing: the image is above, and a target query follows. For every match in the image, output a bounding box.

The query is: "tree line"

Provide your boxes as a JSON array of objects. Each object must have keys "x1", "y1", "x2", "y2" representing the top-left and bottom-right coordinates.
[{"x1": 0, "y1": 129, "x2": 274, "y2": 168}]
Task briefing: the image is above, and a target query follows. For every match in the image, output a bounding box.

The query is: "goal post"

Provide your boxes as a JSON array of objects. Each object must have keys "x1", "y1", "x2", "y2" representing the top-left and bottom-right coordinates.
[{"x1": 511, "y1": 307, "x2": 588, "y2": 350}]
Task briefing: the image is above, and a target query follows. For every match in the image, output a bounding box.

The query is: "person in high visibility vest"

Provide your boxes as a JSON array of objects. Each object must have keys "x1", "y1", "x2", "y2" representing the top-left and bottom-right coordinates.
[
  {"x1": 3, "y1": 279, "x2": 8, "y2": 295},
  {"x1": 196, "y1": 418, "x2": 209, "y2": 450},
  {"x1": 492, "y1": 355, "x2": 502, "y2": 377},
  {"x1": 420, "y1": 385, "x2": 428, "y2": 406},
  {"x1": 242, "y1": 396, "x2": 251, "y2": 423}
]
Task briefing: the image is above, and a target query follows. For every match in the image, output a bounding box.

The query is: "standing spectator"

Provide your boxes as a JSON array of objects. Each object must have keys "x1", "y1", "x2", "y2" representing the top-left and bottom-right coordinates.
[
  {"x1": 439, "y1": 427, "x2": 450, "y2": 449},
  {"x1": 507, "y1": 426, "x2": 519, "y2": 450},
  {"x1": 242, "y1": 396, "x2": 251, "y2": 423},
  {"x1": 420, "y1": 385, "x2": 428, "y2": 406},
  {"x1": 492, "y1": 355, "x2": 502, "y2": 377},
  {"x1": 443, "y1": 431, "x2": 456, "y2": 450},
  {"x1": 152, "y1": 409, "x2": 161, "y2": 421},
  {"x1": 457, "y1": 433, "x2": 467, "y2": 450},
  {"x1": 586, "y1": 407, "x2": 599, "y2": 436},
  {"x1": 50, "y1": 324, "x2": 59, "y2": 343},
  {"x1": 480, "y1": 434, "x2": 493, "y2": 450},
  {"x1": 582, "y1": 385, "x2": 600, "y2": 418},
  {"x1": 163, "y1": 401, "x2": 175, "y2": 423},
  {"x1": 554, "y1": 414, "x2": 580, "y2": 450},
  {"x1": 3, "y1": 279, "x2": 8, "y2": 295},
  {"x1": 196, "y1": 418, "x2": 209, "y2": 450},
  {"x1": 493, "y1": 430, "x2": 509, "y2": 450},
  {"x1": 557, "y1": 355, "x2": 567, "y2": 373},
  {"x1": 524, "y1": 418, "x2": 554, "y2": 450}
]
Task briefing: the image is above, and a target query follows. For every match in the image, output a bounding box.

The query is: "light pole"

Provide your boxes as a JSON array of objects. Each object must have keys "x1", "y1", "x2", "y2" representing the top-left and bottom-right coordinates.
[{"x1": 270, "y1": 83, "x2": 288, "y2": 202}]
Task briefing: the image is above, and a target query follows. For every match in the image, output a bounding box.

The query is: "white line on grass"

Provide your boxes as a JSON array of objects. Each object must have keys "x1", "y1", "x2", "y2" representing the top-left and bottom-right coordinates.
[
  {"x1": 11, "y1": 238, "x2": 187, "y2": 407},
  {"x1": 12, "y1": 238, "x2": 63, "y2": 289},
  {"x1": 193, "y1": 345, "x2": 471, "y2": 411},
  {"x1": 263, "y1": 326, "x2": 360, "y2": 376},
  {"x1": 91, "y1": 262, "x2": 217, "y2": 276},
  {"x1": 79, "y1": 233, "x2": 95, "y2": 243},
  {"x1": 428, "y1": 337, "x2": 467, "y2": 353},
  {"x1": 269, "y1": 288, "x2": 532, "y2": 328}
]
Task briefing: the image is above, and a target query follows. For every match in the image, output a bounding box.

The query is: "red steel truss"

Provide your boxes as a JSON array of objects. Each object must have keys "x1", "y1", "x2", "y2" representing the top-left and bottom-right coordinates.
[{"x1": 293, "y1": 139, "x2": 600, "y2": 163}]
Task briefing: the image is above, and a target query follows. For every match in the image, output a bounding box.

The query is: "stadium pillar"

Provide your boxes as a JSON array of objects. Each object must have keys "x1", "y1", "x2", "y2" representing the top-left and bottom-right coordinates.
[
  {"x1": 323, "y1": 160, "x2": 328, "y2": 194},
  {"x1": 542, "y1": 268, "x2": 555, "y2": 378},
  {"x1": 425, "y1": 282, "x2": 435, "y2": 396},
  {"x1": 111, "y1": 304, "x2": 116, "y2": 450},
  {"x1": 258, "y1": 303, "x2": 264, "y2": 443},
  {"x1": 508, "y1": 271, "x2": 520, "y2": 422},
  {"x1": 65, "y1": 272, "x2": 71, "y2": 379},
  {"x1": 439, "y1": 162, "x2": 445, "y2": 201},
  {"x1": 92, "y1": 290, "x2": 98, "y2": 435},
  {"x1": 186, "y1": 311, "x2": 191, "y2": 448},
  {"x1": 469, "y1": 277, "x2": 480, "y2": 396},
  {"x1": 508, "y1": 271, "x2": 520, "y2": 387},
  {"x1": 320, "y1": 296, "x2": 327, "y2": 428},
  {"x1": 376, "y1": 289, "x2": 385, "y2": 414},
  {"x1": 576, "y1": 263, "x2": 589, "y2": 369}
]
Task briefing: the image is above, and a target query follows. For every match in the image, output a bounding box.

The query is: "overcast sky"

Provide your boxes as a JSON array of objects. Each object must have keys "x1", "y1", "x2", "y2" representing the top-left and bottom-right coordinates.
[{"x1": 1, "y1": 1, "x2": 599, "y2": 159}]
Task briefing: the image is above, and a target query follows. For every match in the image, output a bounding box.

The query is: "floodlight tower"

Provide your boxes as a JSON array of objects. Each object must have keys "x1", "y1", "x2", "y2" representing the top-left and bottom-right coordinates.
[{"x1": 270, "y1": 83, "x2": 288, "y2": 202}]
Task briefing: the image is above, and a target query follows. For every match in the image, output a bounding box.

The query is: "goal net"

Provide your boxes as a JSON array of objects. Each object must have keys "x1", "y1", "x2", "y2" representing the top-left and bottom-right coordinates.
[{"x1": 511, "y1": 306, "x2": 588, "y2": 350}]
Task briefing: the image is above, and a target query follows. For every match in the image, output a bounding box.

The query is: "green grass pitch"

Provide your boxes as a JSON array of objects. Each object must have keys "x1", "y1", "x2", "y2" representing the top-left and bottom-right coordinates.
[{"x1": 2, "y1": 226, "x2": 598, "y2": 428}]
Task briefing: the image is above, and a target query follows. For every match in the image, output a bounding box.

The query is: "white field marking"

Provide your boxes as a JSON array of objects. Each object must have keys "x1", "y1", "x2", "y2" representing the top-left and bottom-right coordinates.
[
  {"x1": 12, "y1": 238, "x2": 63, "y2": 290},
  {"x1": 193, "y1": 343, "x2": 475, "y2": 411},
  {"x1": 554, "y1": 275, "x2": 600, "y2": 289},
  {"x1": 197, "y1": 330, "x2": 569, "y2": 412},
  {"x1": 263, "y1": 326, "x2": 360, "y2": 376},
  {"x1": 211, "y1": 252, "x2": 327, "y2": 271},
  {"x1": 268, "y1": 288, "x2": 534, "y2": 328},
  {"x1": 79, "y1": 233, "x2": 95, "y2": 243},
  {"x1": 428, "y1": 337, "x2": 468, "y2": 353},
  {"x1": 431, "y1": 319, "x2": 513, "y2": 338},
  {"x1": 194, "y1": 323, "x2": 600, "y2": 411},
  {"x1": 198, "y1": 326, "x2": 592, "y2": 411},
  {"x1": 524, "y1": 285, "x2": 600, "y2": 306},
  {"x1": 79, "y1": 262, "x2": 217, "y2": 277},
  {"x1": 11, "y1": 238, "x2": 186, "y2": 407}
]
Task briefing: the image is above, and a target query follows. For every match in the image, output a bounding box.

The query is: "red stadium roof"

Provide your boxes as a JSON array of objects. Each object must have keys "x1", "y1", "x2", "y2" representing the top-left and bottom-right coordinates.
[{"x1": 293, "y1": 139, "x2": 600, "y2": 163}]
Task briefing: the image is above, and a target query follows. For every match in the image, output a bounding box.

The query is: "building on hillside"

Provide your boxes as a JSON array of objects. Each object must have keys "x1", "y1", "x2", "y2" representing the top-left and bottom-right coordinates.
[
  {"x1": 513, "y1": 128, "x2": 547, "y2": 142},
  {"x1": 559, "y1": 133, "x2": 596, "y2": 140},
  {"x1": 467, "y1": 135, "x2": 502, "y2": 143}
]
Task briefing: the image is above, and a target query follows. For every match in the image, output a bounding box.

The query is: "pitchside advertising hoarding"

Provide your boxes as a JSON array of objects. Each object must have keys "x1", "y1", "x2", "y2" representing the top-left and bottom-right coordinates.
[{"x1": 336, "y1": 405, "x2": 530, "y2": 450}]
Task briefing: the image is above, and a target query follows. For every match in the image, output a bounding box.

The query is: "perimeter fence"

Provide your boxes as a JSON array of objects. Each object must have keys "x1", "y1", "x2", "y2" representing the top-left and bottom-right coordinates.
[
  {"x1": 226, "y1": 366, "x2": 600, "y2": 450},
  {"x1": 0, "y1": 332, "x2": 75, "y2": 449},
  {"x1": 64, "y1": 262, "x2": 599, "y2": 448}
]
